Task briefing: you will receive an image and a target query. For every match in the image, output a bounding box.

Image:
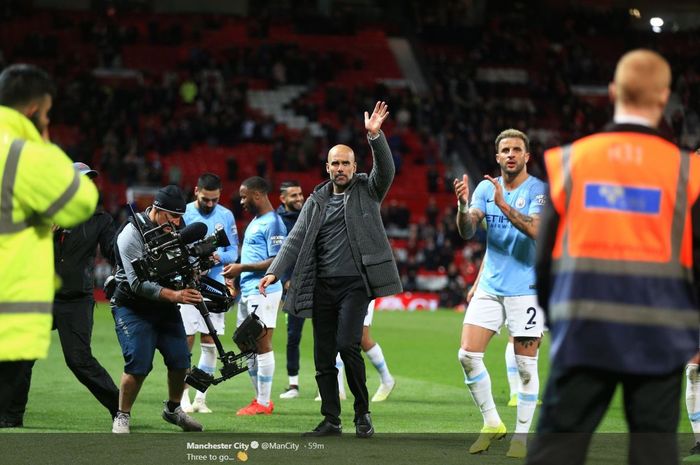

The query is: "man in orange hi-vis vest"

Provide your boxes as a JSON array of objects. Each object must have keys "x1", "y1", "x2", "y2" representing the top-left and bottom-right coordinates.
[
  {"x1": 684, "y1": 149, "x2": 700, "y2": 460},
  {"x1": 527, "y1": 50, "x2": 700, "y2": 465}
]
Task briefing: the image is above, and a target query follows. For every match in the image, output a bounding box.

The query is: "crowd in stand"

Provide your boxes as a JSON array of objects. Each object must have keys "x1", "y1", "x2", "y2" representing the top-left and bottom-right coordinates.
[
  {"x1": 414, "y1": 1, "x2": 700, "y2": 176},
  {"x1": 1, "y1": 1, "x2": 698, "y2": 303}
]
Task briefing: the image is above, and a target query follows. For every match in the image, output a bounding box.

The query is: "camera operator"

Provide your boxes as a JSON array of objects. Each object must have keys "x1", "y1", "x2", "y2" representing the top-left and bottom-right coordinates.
[{"x1": 110, "y1": 185, "x2": 203, "y2": 434}]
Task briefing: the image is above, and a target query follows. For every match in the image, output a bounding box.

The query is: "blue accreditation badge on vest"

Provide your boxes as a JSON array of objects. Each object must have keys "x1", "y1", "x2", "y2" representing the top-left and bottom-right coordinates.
[{"x1": 584, "y1": 183, "x2": 661, "y2": 214}]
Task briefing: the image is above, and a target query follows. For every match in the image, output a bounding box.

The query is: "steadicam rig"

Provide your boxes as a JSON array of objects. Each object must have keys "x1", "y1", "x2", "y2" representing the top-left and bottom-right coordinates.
[
  {"x1": 128, "y1": 213, "x2": 266, "y2": 391},
  {"x1": 186, "y1": 312, "x2": 267, "y2": 392}
]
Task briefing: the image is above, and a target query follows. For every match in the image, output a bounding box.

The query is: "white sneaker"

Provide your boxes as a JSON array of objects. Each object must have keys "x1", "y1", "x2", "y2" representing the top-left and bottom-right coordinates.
[
  {"x1": 371, "y1": 379, "x2": 396, "y2": 402},
  {"x1": 112, "y1": 412, "x2": 130, "y2": 434},
  {"x1": 280, "y1": 386, "x2": 300, "y2": 399},
  {"x1": 192, "y1": 398, "x2": 212, "y2": 413}
]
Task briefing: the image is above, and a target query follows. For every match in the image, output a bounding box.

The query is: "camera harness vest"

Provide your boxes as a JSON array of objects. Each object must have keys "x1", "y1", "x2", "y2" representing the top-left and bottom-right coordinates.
[{"x1": 111, "y1": 209, "x2": 176, "y2": 310}]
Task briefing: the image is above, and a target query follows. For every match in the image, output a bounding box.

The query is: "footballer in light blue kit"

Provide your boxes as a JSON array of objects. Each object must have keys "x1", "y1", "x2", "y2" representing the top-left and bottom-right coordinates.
[
  {"x1": 471, "y1": 175, "x2": 546, "y2": 296},
  {"x1": 179, "y1": 173, "x2": 239, "y2": 414},
  {"x1": 222, "y1": 176, "x2": 287, "y2": 416},
  {"x1": 238, "y1": 212, "x2": 285, "y2": 299},
  {"x1": 453, "y1": 129, "x2": 548, "y2": 458}
]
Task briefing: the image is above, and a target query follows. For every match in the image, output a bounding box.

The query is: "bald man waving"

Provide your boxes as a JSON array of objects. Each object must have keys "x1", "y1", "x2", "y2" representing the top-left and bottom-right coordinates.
[{"x1": 260, "y1": 102, "x2": 402, "y2": 438}]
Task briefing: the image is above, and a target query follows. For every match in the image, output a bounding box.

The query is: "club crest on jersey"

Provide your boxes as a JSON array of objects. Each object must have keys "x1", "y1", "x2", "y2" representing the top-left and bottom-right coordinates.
[{"x1": 515, "y1": 197, "x2": 526, "y2": 209}]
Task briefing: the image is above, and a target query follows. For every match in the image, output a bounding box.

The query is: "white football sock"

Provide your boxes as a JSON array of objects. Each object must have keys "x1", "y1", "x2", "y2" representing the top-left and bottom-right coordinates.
[
  {"x1": 686, "y1": 364, "x2": 700, "y2": 442},
  {"x1": 288, "y1": 375, "x2": 299, "y2": 387},
  {"x1": 247, "y1": 356, "x2": 259, "y2": 396},
  {"x1": 194, "y1": 343, "x2": 216, "y2": 401},
  {"x1": 181, "y1": 387, "x2": 191, "y2": 406},
  {"x1": 505, "y1": 341, "x2": 518, "y2": 397},
  {"x1": 335, "y1": 353, "x2": 346, "y2": 397},
  {"x1": 514, "y1": 354, "x2": 540, "y2": 442},
  {"x1": 365, "y1": 343, "x2": 394, "y2": 385},
  {"x1": 458, "y1": 348, "x2": 501, "y2": 428},
  {"x1": 256, "y1": 351, "x2": 275, "y2": 407}
]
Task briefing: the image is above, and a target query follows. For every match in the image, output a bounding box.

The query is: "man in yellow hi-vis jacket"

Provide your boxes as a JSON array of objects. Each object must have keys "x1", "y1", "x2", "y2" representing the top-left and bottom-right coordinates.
[{"x1": 0, "y1": 64, "x2": 98, "y2": 427}]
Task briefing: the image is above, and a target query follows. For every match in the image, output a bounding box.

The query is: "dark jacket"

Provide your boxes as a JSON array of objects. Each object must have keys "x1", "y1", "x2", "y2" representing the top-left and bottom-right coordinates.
[
  {"x1": 54, "y1": 210, "x2": 116, "y2": 300},
  {"x1": 276, "y1": 204, "x2": 300, "y2": 284},
  {"x1": 267, "y1": 131, "x2": 403, "y2": 318},
  {"x1": 276, "y1": 204, "x2": 300, "y2": 234}
]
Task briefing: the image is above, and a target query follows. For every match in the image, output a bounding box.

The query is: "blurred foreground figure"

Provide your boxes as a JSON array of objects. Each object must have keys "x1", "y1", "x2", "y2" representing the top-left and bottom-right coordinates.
[
  {"x1": 0, "y1": 64, "x2": 98, "y2": 427},
  {"x1": 528, "y1": 49, "x2": 700, "y2": 465}
]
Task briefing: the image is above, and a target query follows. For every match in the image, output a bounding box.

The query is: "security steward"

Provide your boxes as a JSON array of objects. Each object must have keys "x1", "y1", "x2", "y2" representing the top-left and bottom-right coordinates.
[
  {"x1": 0, "y1": 64, "x2": 98, "y2": 427},
  {"x1": 528, "y1": 49, "x2": 700, "y2": 465},
  {"x1": 1, "y1": 163, "x2": 120, "y2": 427},
  {"x1": 110, "y1": 185, "x2": 204, "y2": 434}
]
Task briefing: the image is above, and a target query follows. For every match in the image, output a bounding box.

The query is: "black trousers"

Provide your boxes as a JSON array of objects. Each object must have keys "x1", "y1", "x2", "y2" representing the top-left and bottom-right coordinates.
[
  {"x1": 0, "y1": 361, "x2": 34, "y2": 420},
  {"x1": 526, "y1": 365, "x2": 683, "y2": 465},
  {"x1": 286, "y1": 313, "x2": 305, "y2": 377},
  {"x1": 312, "y1": 277, "x2": 371, "y2": 425},
  {"x1": 1, "y1": 298, "x2": 119, "y2": 421}
]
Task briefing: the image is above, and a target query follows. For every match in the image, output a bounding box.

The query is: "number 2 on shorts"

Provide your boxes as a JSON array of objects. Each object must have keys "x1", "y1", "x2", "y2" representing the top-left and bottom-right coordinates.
[{"x1": 525, "y1": 307, "x2": 537, "y2": 330}]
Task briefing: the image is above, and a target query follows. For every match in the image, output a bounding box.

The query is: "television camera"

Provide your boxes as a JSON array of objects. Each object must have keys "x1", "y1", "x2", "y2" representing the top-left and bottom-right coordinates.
[{"x1": 130, "y1": 215, "x2": 266, "y2": 392}]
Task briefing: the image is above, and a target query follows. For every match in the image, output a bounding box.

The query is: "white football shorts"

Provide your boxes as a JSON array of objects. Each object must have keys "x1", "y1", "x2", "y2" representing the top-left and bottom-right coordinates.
[
  {"x1": 179, "y1": 302, "x2": 225, "y2": 336},
  {"x1": 237, "y1": 291, "x2": 283, "y2": 329},
  {"x1": 463, "y1": 289, "x2": 544, "y2": 337}
]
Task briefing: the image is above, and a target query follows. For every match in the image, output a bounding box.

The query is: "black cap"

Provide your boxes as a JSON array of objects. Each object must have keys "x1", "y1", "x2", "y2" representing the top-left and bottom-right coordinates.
[
  {"x1": 73, "y1": 162, "x2": 98, "y2": 179},
  {"x1": 153, "y1": 185, "x2": 186, "y2": 215}
]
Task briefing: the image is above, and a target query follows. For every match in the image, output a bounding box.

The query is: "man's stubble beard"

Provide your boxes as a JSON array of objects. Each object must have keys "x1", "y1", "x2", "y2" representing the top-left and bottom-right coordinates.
[{"x1": 29, "y1": 112, "x2": 46, "y2": 134}]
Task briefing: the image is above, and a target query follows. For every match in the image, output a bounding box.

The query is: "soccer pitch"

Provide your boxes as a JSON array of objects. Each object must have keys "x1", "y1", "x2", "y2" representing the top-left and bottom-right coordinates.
[
  {"x1": 17, "y1": 303, "x2": 688, "y2": 433},
  {"x1": 4, "y1": 304, "x2": 693, "y2": 464}
]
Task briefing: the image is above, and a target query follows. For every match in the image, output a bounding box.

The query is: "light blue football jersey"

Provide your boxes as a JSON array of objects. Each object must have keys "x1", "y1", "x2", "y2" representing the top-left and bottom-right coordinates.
[
  {"x1": 184, "y1": 202, "x2": 238, "y2": 284},
  {"x1": 470, "y1": 175, "x2": 547, "y2": 296},
  {"x1": 240, "y1": 211, "x2": 287, "y2": 297}
]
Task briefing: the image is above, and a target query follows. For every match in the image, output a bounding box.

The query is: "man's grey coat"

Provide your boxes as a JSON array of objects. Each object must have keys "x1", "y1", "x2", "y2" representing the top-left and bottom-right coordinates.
[{"x1": 267, "y1": 131, "x2": 403, "y2": 318}]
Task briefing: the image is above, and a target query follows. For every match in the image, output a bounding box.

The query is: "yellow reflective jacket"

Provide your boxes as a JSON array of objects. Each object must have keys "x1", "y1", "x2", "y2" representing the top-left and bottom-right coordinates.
[{"x1": 0, "y1": 106, "x2": 98, "y2": 361}]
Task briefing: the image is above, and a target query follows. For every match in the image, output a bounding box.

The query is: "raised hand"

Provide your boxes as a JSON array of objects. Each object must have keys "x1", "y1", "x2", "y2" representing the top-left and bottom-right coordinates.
[
  {"x1": 364, "y1": 101, "x2": 389, "y2": 136},
  {"x1": 484, "y1": 175, "x2": 505, "y2": 209},
  {"x1": 453, "y1": 174, "x2": 470, "y2": 207}
]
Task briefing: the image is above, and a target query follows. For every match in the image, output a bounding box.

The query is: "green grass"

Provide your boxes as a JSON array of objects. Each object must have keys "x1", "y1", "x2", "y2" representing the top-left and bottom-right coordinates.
[
  {"x1": 4, "y1": 304, "x2": 696, "y2": 465},
  {"x1": 15, "y1": 303, "x2": 689, "y2": 435}
]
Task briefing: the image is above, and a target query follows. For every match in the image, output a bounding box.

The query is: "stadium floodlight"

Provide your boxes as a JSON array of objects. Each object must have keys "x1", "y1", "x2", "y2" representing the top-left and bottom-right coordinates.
[{"x1": 649, "y1": 17, "x2": 664, "y2": 27}]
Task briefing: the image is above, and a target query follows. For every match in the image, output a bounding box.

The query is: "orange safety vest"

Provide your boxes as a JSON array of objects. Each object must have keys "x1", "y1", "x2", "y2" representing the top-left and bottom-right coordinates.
[{"x1": 544, "y1": 129, "x2": 700, "y2": 373}]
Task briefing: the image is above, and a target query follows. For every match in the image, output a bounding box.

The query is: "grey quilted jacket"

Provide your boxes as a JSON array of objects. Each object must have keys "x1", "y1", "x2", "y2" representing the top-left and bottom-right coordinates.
[{"x1": 266, "y1": 131, "x2": 403, "y2": 318}]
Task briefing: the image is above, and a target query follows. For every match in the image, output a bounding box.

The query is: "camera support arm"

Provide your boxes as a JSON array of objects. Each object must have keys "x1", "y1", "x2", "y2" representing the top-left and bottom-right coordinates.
[
  {"x1": 194, "y1": 299, "x2": 226, "y2": 355},
  {"x1": 184, "y1": 274, "x2": 265, "y2": 392}
]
